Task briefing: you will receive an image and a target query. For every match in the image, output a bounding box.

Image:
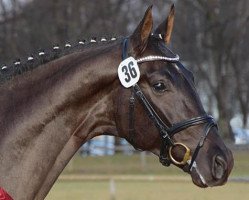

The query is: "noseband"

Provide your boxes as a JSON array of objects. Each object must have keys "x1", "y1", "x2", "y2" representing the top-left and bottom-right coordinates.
[{"x1": 121, "y1": 38, "x2": 217, "y2": 172}]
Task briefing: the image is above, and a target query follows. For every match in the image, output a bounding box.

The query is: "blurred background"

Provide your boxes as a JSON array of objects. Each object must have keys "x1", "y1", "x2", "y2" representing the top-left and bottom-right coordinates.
[{"x1": 0, "y1": 0, "x2": 249, "y2": 199}]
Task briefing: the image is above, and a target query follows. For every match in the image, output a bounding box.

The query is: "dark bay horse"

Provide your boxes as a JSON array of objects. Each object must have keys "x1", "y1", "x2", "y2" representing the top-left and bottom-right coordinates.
[{"x1": 0, "y1": 5, "x2": 233, "y2": 200}]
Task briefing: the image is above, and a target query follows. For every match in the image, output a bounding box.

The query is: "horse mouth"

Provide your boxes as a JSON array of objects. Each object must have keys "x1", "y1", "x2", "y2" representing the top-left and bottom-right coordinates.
[
  {"x1": 189, "y1": 153, "x2": 233, "y2": 188},
  {"x1": 192, "y1": 177, "x2": 208, "y2": 188},
  {"x1": 190, "y1": 163, "x2": 209, "y2": 188}
]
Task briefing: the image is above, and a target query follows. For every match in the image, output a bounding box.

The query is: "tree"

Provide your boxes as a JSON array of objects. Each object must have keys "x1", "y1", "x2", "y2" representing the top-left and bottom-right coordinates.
[{"x1": 173, "y1": 0, "x2": 249, "y2": 140}]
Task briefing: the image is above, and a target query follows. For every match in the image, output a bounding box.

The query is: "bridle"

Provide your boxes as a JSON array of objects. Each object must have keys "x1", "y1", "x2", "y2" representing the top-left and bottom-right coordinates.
[{"x1": 121, "y1": 37, "x2": 217, "y2": 172}]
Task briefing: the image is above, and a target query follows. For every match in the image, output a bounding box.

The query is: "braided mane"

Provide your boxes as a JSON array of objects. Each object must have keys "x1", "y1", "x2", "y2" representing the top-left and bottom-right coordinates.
[{"x1": 0, "y1": 37, "x2": 120, "y2": 84}]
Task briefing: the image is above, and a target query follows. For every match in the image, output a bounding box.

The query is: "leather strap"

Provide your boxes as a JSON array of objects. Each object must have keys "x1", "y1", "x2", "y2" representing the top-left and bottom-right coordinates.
[
  {"x1": 188, "y1": 120, "x2": 217, "y2": 171},
  {"x1": 128, "y1": 87, "x2": 136, "y2": 144}
]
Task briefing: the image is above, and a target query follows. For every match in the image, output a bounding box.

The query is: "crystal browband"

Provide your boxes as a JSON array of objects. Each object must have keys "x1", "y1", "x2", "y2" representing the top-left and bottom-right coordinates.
[{"x1": 137, "y1": 55, "x2": 180, "y2": 63}]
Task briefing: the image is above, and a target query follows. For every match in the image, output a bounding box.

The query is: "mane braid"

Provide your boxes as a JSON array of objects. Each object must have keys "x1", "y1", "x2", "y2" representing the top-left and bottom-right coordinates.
[{"x1": 0, "y1": 36, "x2": 121, "y2": 84}]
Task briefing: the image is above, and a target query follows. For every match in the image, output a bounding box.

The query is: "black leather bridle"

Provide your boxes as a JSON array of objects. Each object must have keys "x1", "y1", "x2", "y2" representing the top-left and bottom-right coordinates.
[{"x1": 121, "y1": 38, "x2": 218, "y2": 172}]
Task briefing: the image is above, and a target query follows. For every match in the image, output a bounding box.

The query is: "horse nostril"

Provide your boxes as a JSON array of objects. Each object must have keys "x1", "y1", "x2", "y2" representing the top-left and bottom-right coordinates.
[{"x1": 212, "y1": 155, "x2": 227, "y2": 180}]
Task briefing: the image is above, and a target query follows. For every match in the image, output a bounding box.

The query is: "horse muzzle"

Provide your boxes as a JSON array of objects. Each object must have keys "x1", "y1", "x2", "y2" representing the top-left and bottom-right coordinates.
[{"x1": 191, "y1": 147, "x2": 234, "y2": 188}]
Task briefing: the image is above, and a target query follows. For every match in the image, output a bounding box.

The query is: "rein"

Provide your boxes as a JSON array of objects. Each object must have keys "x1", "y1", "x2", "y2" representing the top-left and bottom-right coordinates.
[{"x1": 121, "y1": 38, "x2": 217, "y2": 172}]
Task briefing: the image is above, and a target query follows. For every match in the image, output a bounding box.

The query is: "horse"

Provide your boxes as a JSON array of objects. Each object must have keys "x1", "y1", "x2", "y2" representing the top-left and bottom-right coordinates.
[{"x1": 0, "y1": 4, "x2": 233, "y2": 200}]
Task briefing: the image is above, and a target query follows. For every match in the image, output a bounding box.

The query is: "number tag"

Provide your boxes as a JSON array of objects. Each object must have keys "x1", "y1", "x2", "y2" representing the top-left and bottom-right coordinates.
[{"x1": 118, "y1": 57, "x2": 140, "y2": 88}]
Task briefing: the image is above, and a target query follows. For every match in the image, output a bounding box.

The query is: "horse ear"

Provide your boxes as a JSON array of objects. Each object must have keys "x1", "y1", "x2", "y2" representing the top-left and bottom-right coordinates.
[
  {"x1": 130, "y1": 5, "x2": 153, "y2": 55},
  {"x1": 154, "y1": 4, "x2": 175, "y2": 44}
]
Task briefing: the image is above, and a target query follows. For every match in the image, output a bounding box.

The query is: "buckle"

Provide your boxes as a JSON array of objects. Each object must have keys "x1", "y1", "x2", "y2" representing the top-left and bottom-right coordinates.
[{"x1": 159, "y1": 155, "x2": 171, "y2": 166}]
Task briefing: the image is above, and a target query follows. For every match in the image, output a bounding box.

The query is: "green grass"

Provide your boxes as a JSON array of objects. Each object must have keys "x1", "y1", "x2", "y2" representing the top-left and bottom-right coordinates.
[
  {"x1": 63, "y1": 149, "x2": 249, "y2": 177},
  {"x1": 64, "y1": 153, "x2": 187, "y2": 175},
  {"x1": 46, "y1": 149, "x2": 249, "y2": 200},
  {"x1": 46, "y1": 180, "x2": 249, "y2": 200},
  {"x1": 230, "y1": 149, "x2": 249, "y2": 177}
]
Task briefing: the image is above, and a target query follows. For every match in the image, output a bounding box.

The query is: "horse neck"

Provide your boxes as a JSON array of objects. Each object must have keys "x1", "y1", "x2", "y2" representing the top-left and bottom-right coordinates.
[{"x1": 0, "y1": 42, "x2": 122, "y2": 200}]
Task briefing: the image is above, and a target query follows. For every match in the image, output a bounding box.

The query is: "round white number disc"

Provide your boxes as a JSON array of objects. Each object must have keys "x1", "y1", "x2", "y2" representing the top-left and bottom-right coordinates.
[{"x1": 118, "y1": 57, "x2": 140, "y2": 88}]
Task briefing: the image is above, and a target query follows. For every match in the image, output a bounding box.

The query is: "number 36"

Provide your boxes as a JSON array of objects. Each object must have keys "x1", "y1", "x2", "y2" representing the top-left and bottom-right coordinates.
[{"x1": 121, "y1": 61, "x2": 138, "y2": 83}]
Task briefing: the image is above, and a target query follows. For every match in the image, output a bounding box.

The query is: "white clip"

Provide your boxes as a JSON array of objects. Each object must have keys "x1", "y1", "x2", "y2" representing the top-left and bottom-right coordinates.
[
  {"x1": 111, "y1": 37, "x2": 117, "y2": 41},
  {"x1": 14, "y1": 61, "x2": 21, "y2": 65},
  {"x1": 39, "y1": 51, "x2": 45, "y2": 56},
  {"x1": 90, "y1": 39, "x2": 96, "y2": 43},
  {"x1": 78, "y1": 41, "x2": 85, "y2": 45},
  {"x1": 65, "y1": 43, "x2": 71, "y2": 48},
  {"x1": 1, "y1": 65, "x2": 7, "y2": 70},
  {"x1": 28, "y1": 56, "x2": 34, "y2": 61},
  {"x1": 53, "y1": 46, "x2": 60, "y2": 50},
  {"x1": 101, "y1": 38, "x2": 107, "y2": 42},
  {"x1": 159, "y1": 34, "x2": 163, "y2": 39}
]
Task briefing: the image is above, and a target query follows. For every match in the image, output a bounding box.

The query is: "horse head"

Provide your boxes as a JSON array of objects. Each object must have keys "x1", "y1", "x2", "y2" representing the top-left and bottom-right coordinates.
[{"x1": 116, "y1": 5, "x2": 234, "y2": 188}]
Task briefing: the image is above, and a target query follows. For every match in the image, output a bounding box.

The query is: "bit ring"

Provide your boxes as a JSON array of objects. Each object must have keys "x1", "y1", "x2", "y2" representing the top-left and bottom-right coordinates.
[{"x1": 169, "y1": 143, "x2": 191, "y2": 165}]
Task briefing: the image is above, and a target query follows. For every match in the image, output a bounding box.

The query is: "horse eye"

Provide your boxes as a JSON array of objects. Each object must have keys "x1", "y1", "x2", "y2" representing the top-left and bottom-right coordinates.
[{"x1": 152, "y1": 82, "x2": 167, "y2": 93}]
